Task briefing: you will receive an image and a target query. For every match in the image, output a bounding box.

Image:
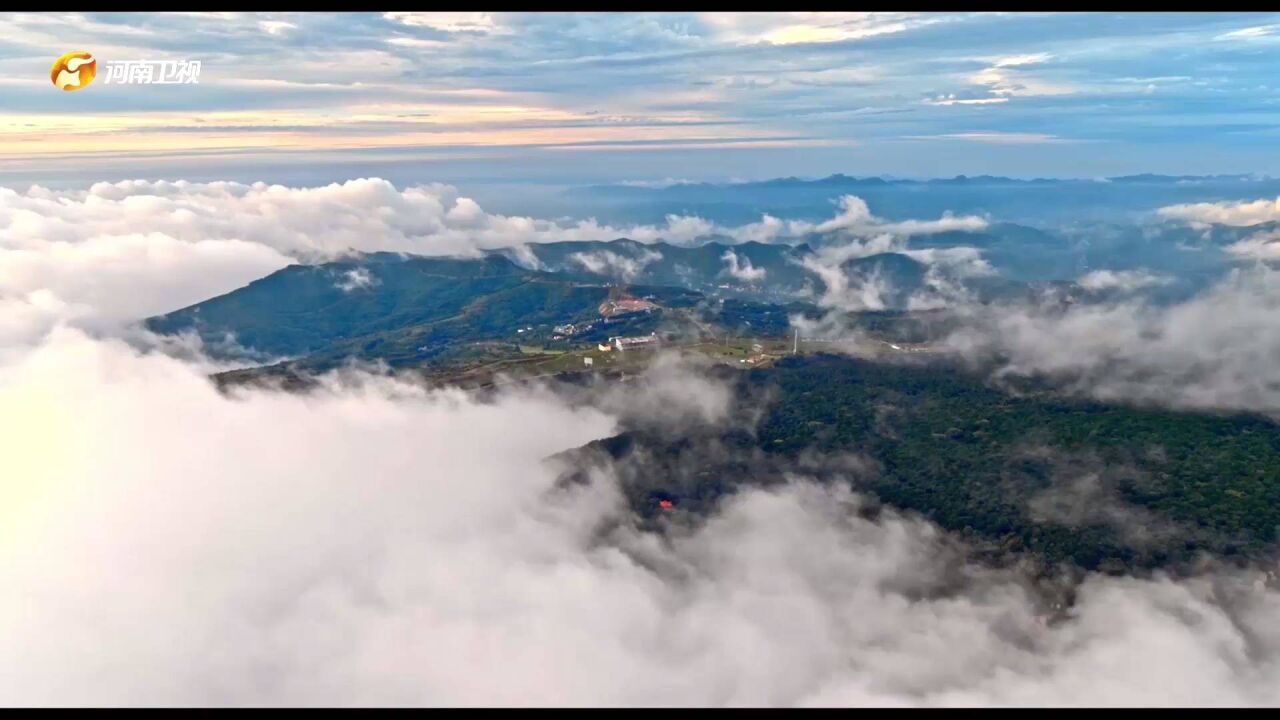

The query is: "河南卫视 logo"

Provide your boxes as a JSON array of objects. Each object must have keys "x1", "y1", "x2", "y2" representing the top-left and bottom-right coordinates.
[{"x1": 51, "y1": 51, "x2": 96, "y2": 91}]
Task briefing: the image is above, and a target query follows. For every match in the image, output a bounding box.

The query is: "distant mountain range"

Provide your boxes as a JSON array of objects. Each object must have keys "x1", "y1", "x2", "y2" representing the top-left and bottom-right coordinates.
[
  {"x1": 568, "y1": 173, "x2": 1280, "y2": 227},
  {"x1": 584, "y1": 172, "x2": 1273, "y2": 195}
]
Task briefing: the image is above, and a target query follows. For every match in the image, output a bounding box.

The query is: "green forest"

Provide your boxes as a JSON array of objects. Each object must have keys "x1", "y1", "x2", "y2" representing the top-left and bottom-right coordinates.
[{"x1": 587, "y1": 353, "x2": 1280, "y2": 574}]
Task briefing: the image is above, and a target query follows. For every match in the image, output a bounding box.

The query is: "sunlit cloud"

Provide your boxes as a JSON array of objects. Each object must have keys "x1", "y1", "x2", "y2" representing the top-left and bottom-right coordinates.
[
  {"x1": 698, "y1": 12, "x2": 943, "y2": 46},
  {"x1": 922, "y1": 95, "x2": 1009, "y2": 106},
  {"x1": 382, "y1": 12, "x2": 506, "y2": 34}
]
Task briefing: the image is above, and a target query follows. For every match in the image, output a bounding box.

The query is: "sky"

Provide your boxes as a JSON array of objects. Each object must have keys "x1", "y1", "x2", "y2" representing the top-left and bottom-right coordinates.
[
  {"x1": 10, "y1": 13, "x2": 1280, "y2": 705},
  {"x1": 6, "y1": 11, "x2": 1280, "y2": 189}
]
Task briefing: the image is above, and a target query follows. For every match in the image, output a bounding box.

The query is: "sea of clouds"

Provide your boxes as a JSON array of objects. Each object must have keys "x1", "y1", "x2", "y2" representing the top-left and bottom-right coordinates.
[{"x1": 3, "y1": 179, "x2": 1280, "y2": 706}]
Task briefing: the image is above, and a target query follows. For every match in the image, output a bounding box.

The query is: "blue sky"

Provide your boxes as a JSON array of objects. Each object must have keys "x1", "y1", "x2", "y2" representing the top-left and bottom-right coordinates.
[{"x1": 5, "y1": 12, "x2": 1280, "y2": 187}]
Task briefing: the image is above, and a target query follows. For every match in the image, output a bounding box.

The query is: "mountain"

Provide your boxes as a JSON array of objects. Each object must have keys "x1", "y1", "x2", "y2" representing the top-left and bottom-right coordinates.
[
  {"x1": 146, "y1": 253, "x2": 617, "y2": 366},
  {"x1": 146, "y1": 224, "x2": 1222, "y2": 372},
  {"x1": 494, "y1": 239, "x2": 817, "y2": 300}
]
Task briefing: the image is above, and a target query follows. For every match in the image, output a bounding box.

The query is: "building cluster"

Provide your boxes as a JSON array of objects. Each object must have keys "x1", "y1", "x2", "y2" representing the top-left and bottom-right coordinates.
[
  {"x1": 598, "y1": 297, "x2": 657, "y2": 319},
  {"x1": 552, "y1": 321, "x2": 594, "y2": 340}
]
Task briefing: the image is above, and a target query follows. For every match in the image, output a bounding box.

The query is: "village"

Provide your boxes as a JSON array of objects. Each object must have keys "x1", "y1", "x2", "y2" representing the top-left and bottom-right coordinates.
[{"x1": 411, "y1": 287, "x2": 946, "y2": 391}]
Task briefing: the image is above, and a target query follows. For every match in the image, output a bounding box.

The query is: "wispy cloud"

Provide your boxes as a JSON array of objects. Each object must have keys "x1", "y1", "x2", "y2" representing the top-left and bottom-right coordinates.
[
  {"x1": 0, "y1": 12, "x2": 1278, "y2": 178},
  {"x1": 989, "y1": 52, "x2": 1054, "y2": 68},
  {"x1": 905, "y1": 132, "x2": 1070, "y2": 144},
  {"x1": 382, "y1": 12, "x2": 505, "y2": 34},
  {"x1": 1215, "y1": 24, "x2": 1280, "y2": 41},
  {"x1": 922, "y1": 95, "x2": 1010, "y2": 106},
  {"x1": 697, "y1": 11, "x2": 943, "y2": 46}
]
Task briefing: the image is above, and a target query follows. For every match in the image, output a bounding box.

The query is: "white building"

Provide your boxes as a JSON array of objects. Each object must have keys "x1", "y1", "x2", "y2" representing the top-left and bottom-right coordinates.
[{"x1": 612, "y1": 334, "x2": 660, "y2": 352}]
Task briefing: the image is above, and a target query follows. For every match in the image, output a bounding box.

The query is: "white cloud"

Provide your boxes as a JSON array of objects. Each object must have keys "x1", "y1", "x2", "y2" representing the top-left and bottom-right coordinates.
[
  {"x1": 1076, "y1": 269, "x2": 1172, "y2": 292},
  {"x1": 0, "y1": 180, "x2": 728, "y2": 267},
  {"x1": 911, "y1": 132, "x2": 1067, "y2": 144},
  {"x1": 797, "y1": 237, "x2": 989, "y2": 313},
  {"x1": 569, "y1": 248, "x2": 663, "y2": 281},
  {"x1": 721, "y1": 249, "x2": 767, "y2": 282},
  {"x1": 382, "y1": 12, "x2": 504, "y2": 34},
  {"x1": 923, "y1": 95, "x2": 1010, "y2": 106},
  {"x1": 1159, "y1": 197, "x2": 1280, "y2": 227},
  {"x1": 726, "y1": 195, "x2": 987, "y2": 244},
  {"x1": 0, "y1": 179, "x2": 718, "y2": 340},
  {"x1": 335, "y1": 266, "x2": 378, "y2": 292},
  {"x1": 946, "y1": 267, "x2": 1280, "y2": 415},
  {"x1": 990, "y1": 52, "x2": 1053, "y2": 68},
  {"x1": 935, "y1": 52, "x2": 1072, "y2": 106},
  {"x1": 967, "y1": 65, "x2": 1075, "y2": 98},
  {"x1": 2, "y1": 329, "x2": 1280, "y2": 705},
  {"x1": 259, "y1": 20, "x2": 297, "y2": 35},
  {"x1": 3, "y1": 174, "x2": 1280, "y2": 705},
  {"x1": 1216, "y1": 24, "x2": 1280, "y2": 41},
  {"x1": 0, "y1": 180, "x2": 989, "y2": 353},
  {"x1": 0, "y1": 232, "x2": 291, "y2": 340},
  {"x1": 699, "y1": 12, "x2": 938, "y2": 47},
  {"x1": 1226, "y1": 232, "x2": 1280, "y2": 261},
  {"x1": 815, "y1": 195, "x2": 988, "y2": 236}
]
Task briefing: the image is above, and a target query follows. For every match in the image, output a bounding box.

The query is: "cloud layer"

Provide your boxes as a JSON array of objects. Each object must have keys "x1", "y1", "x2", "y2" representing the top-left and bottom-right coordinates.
[
  {"x1": 0, "y1": 179, "x2": 989, "y2": 345},
  {"x1": 945, "y1": 266, "x2": 1280, "y2": 415},
  {"x1": 3, "y1": 330, "x2": 1280, "y2": 706},
  {"x1": 3, "y1": 175, "x2": 1280, "y2": 706},
  {"x1": 1160, "y1": 197, "x2": 1280, "y2": 227}
]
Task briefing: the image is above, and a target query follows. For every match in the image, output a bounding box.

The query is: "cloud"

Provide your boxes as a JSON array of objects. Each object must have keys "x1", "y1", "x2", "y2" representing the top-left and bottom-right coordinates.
[
  {"x1": 3, "y1": 175, "x2": 1280, "y2": 705},
  {"x1": 967, "y1": 61, "x2": 1075, "y2": 99},
  {"x1": 721, "y1": 249, "x2": 767, "y2": 282},
  {"x1": 927, "y1": 51, "x2": 1072, "y2": 108},
  {"x1": 909, "y1": 132, "x2": 1067, "y2": 145},
  {"x1": 1018, "y1": 446, "x2": 1183, "y2": 549},
  {"x1": 922, "y1": 95, "x2": 1010, "y2": 106},
  {"x1": 698, "y1": 12, "x2": 940, "y2": 46},
  {"x1": 727, "y1": 195, "x2": 987, "y2": 244},
  {"x1": 784, "y1": 205, "x2": 991, "y2": 313},
  {"x1": 1225, "y1": 232, "x2": 1280, "y2": 261},
  {"x1": 0, "y1": 231, "x2": 292, "y2": 342},
  {"x1": 259, "y1": 20, "x2": 297, "y2": 35},
  {"x1": 798, "y1": 235, "x2": 901, "y2": 311},
  {"x1": 1, "y1": 12, "x2": 1274, "y2": 179},
  {"x1": 1216, "y1": 24, "x2": 1280, "y2": 41},
  {"x1": 0, "y1": 179, "x2": 992, "y2": 358},
  {"x1": 335, "y1": 266, "x2": 379, "y2": 292},
  {"x1": 1159, "y1": 197, "x2": 1280, "y2": 227},
  {"x1": 945, "y1": 266, "x2": 1280, "y2": 416},
  {"x1": 3, "y1": 330, "x2": 1280, "y2": 705},
  {"x1": 989, "y1": 53, "x2": 1053, "y2": 68},
  {"x1": 382, "y1": 11, "x2": 505, "y2": 35},
  {"x1": 569, "y1": 248, "x2": 663, "y2": 281},
  {"x1": 0, "y1": 178, "x2": 718, "y2": 337},
  {"x1": 1076, "y1": 269, "x2": 1172, "y2": 292},
  {"x1": 0, "y1": 179, "x2": 741, "y2": 273}
]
